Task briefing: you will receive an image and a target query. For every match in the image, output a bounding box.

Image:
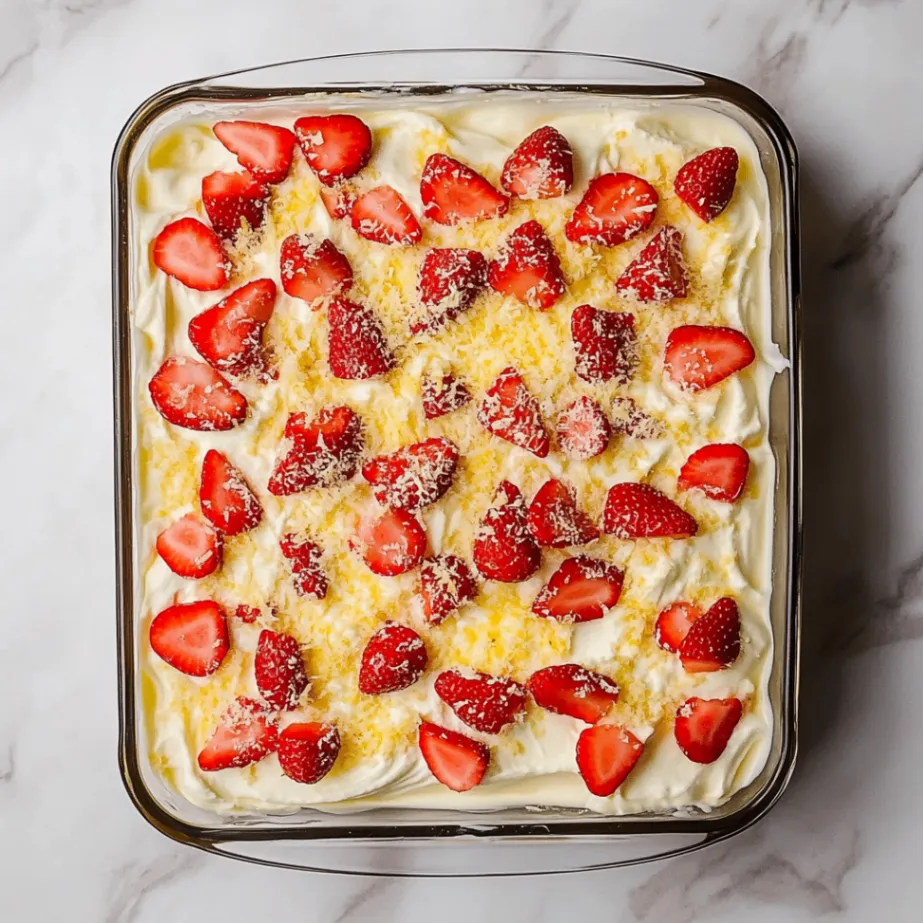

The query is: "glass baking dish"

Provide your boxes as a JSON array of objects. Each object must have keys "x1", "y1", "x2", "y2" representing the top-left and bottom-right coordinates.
[{"x1": 112, "y1": 48, "x2": 802, "y2": 875}]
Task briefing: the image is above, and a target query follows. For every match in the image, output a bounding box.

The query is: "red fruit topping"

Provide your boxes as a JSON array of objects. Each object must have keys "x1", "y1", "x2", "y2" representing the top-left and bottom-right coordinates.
[
  {"x1": 556, "y1": 396, "x2": 611, "y2": 459},
  {"x1": 351, "y1": 185, "x2": 423, "y2": 246},
  {"x1": 678, "y1": 443, "x2": 750, "y2": 502},
  {"x1": 280, "y1": 234, "x2": 352, "y2": 305},
  {"x1": 319, "y1": 182, "x2": 358, "y2": 219},
  {"x1": 571, "y1": 304, "x2": 638, "y2": 384},
  {"x1": 531, "y1": 556, "x2": 624, "y2": 623},
  {"x1": 155, "y1": 514, "x2": 222, "y2": 579},
  {"x1": 420, "y1": 554, "x2": 479, "y2": 625},
  {"x1": 199, "y1": 449, "x2": 262, "y2": 536},
  {"x1": 487, "y1": 220, "x2": 566, "y2": 310},
  {"x1": 527, "y1": 479, "x2": 599, "y2": 548},
  {"x1": 213, "y1": 120, "x2": 296, "y2": 184},
  {"x1": 278, "y1": 722, "x2": 341, "y2": 783},
  {"x1": 327, "y1": 298, "x2": 394, "y2": 380},
  {"x1": 420, "y1": 153, "x2": 509, "y2": 225},
  {"x1": 654, "y1": 602, "x2": 704, "y2": 653},
  {"x1": 352, "y1": 508, "x2": 427, "y2": 576},
  {"x1": 675, "y1": 147, "x2": 739, "y2": 222},
  {"x1": 664, "y1": 325, "x2": 755, "y2": 392},
  {"x1": 294, "y1": 114, "x2": 372, "y2": 186},
  {"x1": 152, "y1": 217, "x2": 229, "y2": 292},
  {"x1": 421, "y1": 371, "x2": 472, "y2": 419},
  {"x1": 418, "y1": 722, "x2": 490, "y2": 792},
  {"x1": 149, "y1": 600, "x2": 229, "y2": 677},
  {"x1": 434, "y1": 669, "x2": 527, "y2": 734},
  {"x1": 358, "y1": 622, "x2": 428, "y2": 694},
  {"x1": 280, "y1": 534, "x2": 328, "y2": 600},
  {"x1": 602, "y1": 483, "x2": 698, "y2": 539},
  {"x1": 565, "y1": 173, "x2": 658, "y2": 246},
  {"x1": 148, "y1": 356, "x2": 247, "y2": 432},
  {"x1": 472, "y1": 480, "x2": 542, "y2": 583},
  {"x1": 477, "y1": 367, "x2": 550, "y2": 458},
  {"x1": 674, "y1": 696, "x2": 743, "y2": 763},
  {"x1": 616, "y1": 226, "x2": 689, "y2": 302},
  {"x1": 679, "y1": 597, "x2": 741, "y2": 673},
  {"x1": 528, "y1": 664, "x2": 620, "y2": 724},
  {"x1": 610, "y1": 397, "x2": 664, "y2": 439},
  {"x1": 412, "y1": 248, "x2": 488, "y2": 335},
  {"x1": 201, "y1": 170, "x2": 269, "y2": 239},
  {"x1": 576, "y1": 725, "x2": 644, "y2": 796},
  {"x1": 197, "y1": 697, "x2": 278, "y2": 772},
  {"x1": 361, "y1": 437, "x2": 459, "y2": 511},
  {"x1": 501, "y1": 125, "x2": 574, "y2": 200},
  {"x1": 255, "y1": 628, "x2": 309, "y2": 710}
]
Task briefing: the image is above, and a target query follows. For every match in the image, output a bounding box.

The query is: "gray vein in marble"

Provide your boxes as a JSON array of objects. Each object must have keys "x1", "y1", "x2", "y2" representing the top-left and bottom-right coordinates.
[
  {"x1": 744, "y1": 19, "x2": 808, "y2": 106},
  {"x1": 810, "y1": 0, "x2": 907, "y2": 27},
  {"x1": 332, "y1": 879, "x2": 398, "y2": 923},
  {"x1": 104, "y1": 850, "x2": 206, "y2": 923},
  {"x1": 515, "y1": 0, "x2": 581, "y2": 77},
  {"x1": 0, "y1": 39, "x2": 38, "y2": 86},
  {"x1": 0, "y1": 745, "x2": 14, "y2": 782}
]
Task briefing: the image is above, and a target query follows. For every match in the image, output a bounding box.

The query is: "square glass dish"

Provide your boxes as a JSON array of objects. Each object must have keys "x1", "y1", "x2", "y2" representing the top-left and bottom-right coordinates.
[{"x1": 113, "y1": 49, "x2": 802, "y2": 875}]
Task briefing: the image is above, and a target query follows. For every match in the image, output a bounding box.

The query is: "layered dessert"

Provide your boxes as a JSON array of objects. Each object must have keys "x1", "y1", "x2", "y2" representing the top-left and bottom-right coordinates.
[{"x1": 132, "y1": 93, "x2": 782, "y2": 816}]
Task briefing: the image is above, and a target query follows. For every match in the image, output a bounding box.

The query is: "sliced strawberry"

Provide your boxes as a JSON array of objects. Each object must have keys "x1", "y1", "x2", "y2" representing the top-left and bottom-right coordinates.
[
  {"x1": 472, "y1": 480, "x2": 541, "y2": 583},
  {"x1": 280, "y1": 234, "x2": 352, "y2": 305},
  {"x1": 678, "y1": 443, "x2": 750, "y2": 502},
  {"x1": 675, "y1": 147, "x2": 739, "y2": 222},
  {"x1": 362, "y1": 437, "x2": 458, "y2": 512},
  {"x1": 188, "y1": 278, "x2": 277, "y2": 379},
  {"x1": 655, "y1": 602, "x2": 704, "y2": 653},
  {"x1": 268, "y1": 406, "x2": 363, "y2": 495},
  {"x1": 477, "y1": 367, "x2": 550, "y2": 458},
  {"x1": 556, "y1": 397, "x2": 611, "y2": 459},
  {"x1": 201, "y1": 170, "x2": 269, "y2": 239},
  {"x1": 197, "y1": 697, "x2": 278, "y2": 772},
  {"x1": 199, "y1": 449, "x2": 262, "y2": 536},
  {"x1": 434, "y1": 669, "x2": 527, "y2": 734},
  {"x1": 602, "y1": 483, "x2": 698, "y2": 539},
  {"x1": 412, "y1": 248, "x2": 488, "y2": 335},
  {"x1": 234, "y1": 604, "x2": 263, "y2": 624},
  {"x1": 148, "y1": 356, "x2": 247, "y2": 432},
  {"x1": 616, "y1": 226, "x2": 689, "y2": 302},
  {"x1": 565, "y1": 173, "x2": 658, "y2": 247},
  {"x1": 294, "y1": 113, "x2": 372, "y2": 186},
  {"x1": 352, "y1": 508, "x2": 427, "y2": 576},
  {"x1": 327, "y1": 298, "x2": 394, "y2": 380},
  {"x1": 421, "y1": 371, "x2": 471, "y2": 419},
  {"x1": 487, "y1": 220, "x2": 566, "y2": 311},
  {"x1": 501, "y1": 125, "x2": 574, "y2": 200},
  {"x1": 351, "y1": 185, "x2": 422, "y2": 246},
  {"x1": 528, "y1": 664, "x2": 619, "y2": 724},
  {"x1": 152, "y1": 217, "x2": 229, "y2": 291},
  {"x1": 149, "y1": 600, "x2": 229, "y2": 677},
  {"x1": 674, "y1": 696, "x2": 743, "y2": 763},
  {"x1": 280, "y1": 534, "x2": 328, "y2": 599},
  {"x1": 527, "y1": 479, "x2": 599, "y2": 548},
  {"x1": 278, "y1": 722, "x2": 341, "y2": 784},
  {"x1": 358, "y1": 622, "x2": 428, "y2": 694},
  {"x1": 420, "y1": 554, "x2": 478, "y2": 625},
  {"x1": 610, "y1": 397, "x2": 664, "y2": 439},
  {"x1": 255, "y1": 628, "x2": 309, "y2": 710},
  {"x1": 664, "y1": 325, "x2": 756, "y2": 392},
  {"x1": 319, "y1": 182, "x2": 358, "y2": 219},
  {"x1": 679, "y1": 597, "x2": 741, "y2": 673},
  {"x1": 420, "y1": 153, "x2": 509, "y2": 225},
  {"x1": 576, "y1": 724, "x2": 644, "y2": 796},
  {"x1": 571, "y1": 304, "x2": 638, "y2": 384},
  {"x1": 419, "y1": 722, "x2": 490, "y2": 792},
  {"x1": 155, "y1": 514, "x2": 222, "y2": 579},
  {"x1": 531, "y1": 556, "x2": 624, "y2": 623},
  {"x1": 213, "y1": 120, "x2": 296, "y2": 184}
]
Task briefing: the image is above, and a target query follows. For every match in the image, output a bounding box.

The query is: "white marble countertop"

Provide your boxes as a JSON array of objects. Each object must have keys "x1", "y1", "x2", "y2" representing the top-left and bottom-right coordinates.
[{"x1": 2, "y1": 0, "x2": 921, "y2": 919}]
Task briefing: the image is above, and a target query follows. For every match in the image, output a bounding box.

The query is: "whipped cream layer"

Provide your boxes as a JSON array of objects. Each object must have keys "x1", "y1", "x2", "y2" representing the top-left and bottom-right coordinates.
[{"x1": 131, "y1": 93, "x2": 783, "y2": 816}]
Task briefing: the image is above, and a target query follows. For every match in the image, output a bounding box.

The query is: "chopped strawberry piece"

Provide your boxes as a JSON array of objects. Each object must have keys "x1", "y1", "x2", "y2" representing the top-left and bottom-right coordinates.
[
  {"x1": 149, "y1": 600, "x2": 229, "y2": 677},
  {"x1": 412, "y1": 248, "x2": 488, "y2": 335},
  {"x1": 352, "y1": 508, "x2": 427, "y2": 576},
  {"x1": 565, "y1": 172, "x2": 659, "y2": 247},
  {"x1": 678, "y1": 443, "x2": 750, "y2": 502},
  {"x1": 576, "y1": 724, "x2": 644, "y2": 796},
  {"x1": 654, "y1": 602, "x2": 703, "y2": 653},
  {"x1": 280, "y1": 534, "x2": 328, "y2": 599},
  {"x1": 420, "y1": 554, "x2": 478, "y2": 625},
  {"x1": 556, "y1": 397, "x2": 611, "y2": 459},
  {"x1": 294, "y1": 113, "x2": 372, "y2": 186},
  {"x1": 327, "y1": 298, "x2": 394, "y2": 380},
  {"x1": 234, "y1": 604, "x2": 263, "y2": 624},
  {"x1": 421, "y1": 371, "x2": 471, "y2": 419},
  {"x1": 319, "y1": 182, "x2": 358, "y2": 219},
  {"x1": 213, "y1": 120, "x2": 296, "y2": 184},
  {"x1": 350, "y1": 185, "x2": 422, "y2": 246},
  {"x1": 278, "y1": 722, "x2": 341, "y2": 784},
  {"x1": 361, "y1": 437, "x2": 458, "y2": 511},
  {"x1": 358, "y1": 622, "x2": 428, "y2": 694},
  {"x1": 434, "y1": 669, "x2": 527, "y2": 734},
  {"x1": 472, "y1": 480, "x2": 542, "y2": 583},
  {"x1": 155, "y1": 513, "x2": 222, "y2": 579},
  {"x1": 679, "y1": 597, "x2": 741, "y2": 673},
  {"x1": 571, "y1": 304, "x2": 638, "y2": 384},
  {"x1": 148, "y1": 356, "x2": 247, "y2": 432},
  {"x1": 420, "y1": 153, "x2": 509, "y2": 225},
  {"x1": 152, "y1": 217, "x2": 229, "y2": 291},
  {"x1": 477, "y1": 367, "x2": 550, "y2": 457},
  {"x1": 199, "y1": 449, "x2": 262, "y2": 536},
  {"x1": 527, "y1": 479, "x2": 599, "y2": 548},
  {"x1": 674, "y1": 696, "x2": 743, "y2": 763},
  {"x1": 202, "y1": 170, "x2": 269, "y2": 239},
  {"x1": 280, "y1": 234, "x2": 352, "y2": 305},
  {"x1": 531, "y1": 556, "x2": 624, "y2": 623},
  {"x1": 419, "y1": 722, "x2": 490, "y2": 792},
  {"x1": 255, "y1": 628, "x2": 309, "y2": 710},
  {"x1": 675, "y1": 147, "x2": 739, "y2": 222},
  {"x1": 528, "y1": 664, "x2": 619, "y2": 724},
  {"x1": 197, "y1": 697, "x2": 278, "y2": 772},
  {"x1": 602, "y1": 483, "x2": 698, "y2": 539},
  {"x1": 664, "y1": 325, "x2": 756, "y2": 392},
  {"x1": 616, "y1": 226, "x2": 689, "y2": 302},
  {"x1": 501, "y1": 125, "x2": 574, "y2": 200},
  {"x1": 487, "y1": 220, "x2": 566, "y2": 311},
  {"x1": 610, "y1": 397, "x2": 664, "y2": 439}
]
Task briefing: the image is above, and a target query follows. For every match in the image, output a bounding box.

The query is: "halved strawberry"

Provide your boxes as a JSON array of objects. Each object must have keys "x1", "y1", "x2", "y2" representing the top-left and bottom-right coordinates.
[
  {"x1": 527, "y1": 479, "x2": 599, "y2": 548},
  {"x1": 201, "y1": 170, "x2": 269, "y2": 239},
  {"x1": 255, "y1": 628, "x2": 309, "y2": 710},
  {"x1": 352, "y1": 508, "x2": 427, "y2": 576},
  {"x1": 501, "y1": 125, "x2": 573, "y2": 200},
  {"x1": 412, "y1": 248, "x2": 488, "y2": 335},
  {"x1": 149, "y1": 600, "x2": 229, "y2": 677},
  {"x1": 421, "y1": 371, "x2": 471, "y2": 419},
  {"x1": 280, "y1": 234, "x2": 352, "y2": 305},
  {"x1": 358, "y1": 622, "x2": 428, "y2": 694},
  {"x1": 679, "y1": 597, "x2": 741, "y2": 673},
  {"x1": 528, "y1": 664, "x2": 619, "y2": 724},
  {"x1": 655, "y1": 602, "x2": 703, "y2": 653},
  {"x1": 152, "y1": 217, "x2": 229, "y2": 291},
  {"x1": 616, "y1": 226, "x2": 689, "y2": 302},
  {"x1": 434, "y1": 669, "x2": 527, "y2": 734},
  {"x1": 213, "y1": 120, "x2": 296, "y2": 184},
  {"x1": 361, "y1": 437, "x2": 458, "y2": 511},
  {"x1": 420, "y1": 153, "x2": 509, "y2": 225},
  {"x1": 319, "y1": 182, "x2": 358, "y2": 219},
  {"x1": 576, "y1": 724, "x2": 644, "y2": 796},
  {"x1": 268, "y1": 406, "x2": 363, "y2": 495},
  {"x1": 675, "y1": 147, "x2": 739, "y2": 222},
  {"x1": 278, "y1": 722, "x2": 341, "y2": 784},
  {"x1": 155, "y1": 514, "x2": 222, "y2": 579},
  {"x1": 418, "y1": 722, "x2": 490, "y2": 792},
  {"x1": 571, "y1": 304, "x2": 638, "y2": 384},
  {"x1": 678, "y1": 443, "x2": 750, "y2": 502},
  {"x1": 327, "y1": 298, "x2": 394, "y2": 380},
  {"x1": 197, "y1": 697, "x2": 278, "y2": 772},
  {"x1": 674, "y1": 696, "x2": 743, "y2": 763},
  {"x1": 420, "y1": 554, "x2": 479, "y2": 625},
  {"x1": 148, "y1": 356, "x2": 247, "y2": 432},
  {"x1": 472, "y1": 480, "x2": 541, "y2": 583},
  {"x1": 602, "y1": 483, "x2": 698, "y2": 539},
  {"x1": 664, "y1": 325, "x2": 755, "y2": 392},
  {"x1": 531, "y1": 556, "x2": 624, "y2": 623},
  {"x1": 294, "y1": 113, "x2": 372, "y2": 186},
  {"x1": 477, "y1": 367, "x2": 550, "y2": 457},
  {"x1": 188, "y1": 278, "x2": 277, "y2": 379},
  {"x1": 610, "y1": 397, "x2": 664, "y2": 439},
  {"x1": 199, "y1": 449, "x2": 262, "y2": 536},
  {"x1": 556, "y1": 396, "x2": 611, "y2": 459},
  {"x1": 487, "y1": 220, "x2": 566, "y2": 311},
  {"x1": 565, "y1": 173, "x2": 659, "y2": 246},
  {"x1": 280, "y1": 534, "x2": 328, "y2": 599},
  {"x1": 350, "y1": 185, "x2": 422, "y2": 246}
]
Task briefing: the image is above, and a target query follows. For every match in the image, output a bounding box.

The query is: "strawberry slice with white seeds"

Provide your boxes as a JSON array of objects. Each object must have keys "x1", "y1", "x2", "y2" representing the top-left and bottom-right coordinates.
[
  {"x1": 565, "y1": 172, "x2": 658, "y2": 246},
  {"x1": 679, "y1": 597, "x2": 741, "y2": 673},
  {"x1": 478, "y1": 367, "x2": 550, "y2": 458},
  {"x1": 420, "y1": 153, "x2": 509, "y2": 225},
  {"x1": 602, "y1": 483, "x2": 698, "y2": 539},
  {"x1": 412, "y1": 248, "x2": 488, "y2": 335},
  {"x1": 421, "y1": 371, "x2": 471, "y2": 419},
  {"x1": 197, "y1": 697, "x2": 278, "y2": 772},
  {"x1": 361, "y1": 437, "x2": 459, "y2": 511},
  {"x1": 280, "y1": 234, "x2": 353, "y2": 305},
  {"x1": 675, "y1": 147, "x2": 739, "y2": 222},
  {"x1": 201, "y1": 170, "x2": 269, "y2": 239},
  {"x1": 199, "y1": 449, "x2": 262, "y2": 536},
  {"x1": 148, "y1": 356, "x2": 247, "y2": 432},
  {"x1": 556, "y1": 396, "x2": 612, "y2": 459},
  {"x1": 149, "y1": 600, "x2": 229, "y2": 677},
  {"x1": 152, "y1": 217, "x2": 229, "y2": 291},
  {"x1": 280, "y1": 534, "x2": 328, "y2": 599},
  {"x1": 571, "y1": 304, "x2": 638, "y2": 384},
  {"x1": 655, "y1": 601, "x2": 704, "y2": 653},
  {"x1": 434, "y1": 669, "x2": 527, "y2": 734},
  {"x1": 351, "y1": 185, "x2": 423, "y2": 246},
  {"x1": 213, "y1": 120, "x2": 296, "y2": 185},
  {"x1": 319, "y1": 183, "x2": 358, "y2": 220},
  {"x1": 576, "y1": 725, "x2": 644, "y2": 796},
  {"x1": 488, "y1": 220, "x2": 566, "y2": 311},
  {"x1": 501, "y1": 125, "x2": 574, "y2": 200},
  {"x1": 327, "y1": 298, "x2": 394, "y2": 380},
  {"x1": 678, "y1": 443, "x2": 750, "y2": 502},
  {"x1": 419, "y1": 722, "x2": 490, "y2": 792},
  {"x1": 527, "y1": 479, "x2": 599, "y2": 548},
  {"x1": 278, "y1": 722, "x2": 341, "y2": 784},
  {"x1": 352, "y1": 508, "x2": 427, "y2": 576},
  {"x1": 358, "y1": 622, "x2": 428, "y2": 694},
  {"x1": 528, "y1": 664, "x2": 620, "y2": 724},
  {"x1": 420, "y1": 554, "x2": 479, "y2": 625},
  {"x1": 155, "y1": 514, "x2": 222, "y2": 579},
  {"x1": 664, "y1": 325, "x2": 755, "y2": 392},
  {"x1": 616, "y1": 226, "x2": 689, "y2": 302},
  {"x1": 294, "y1": 113, "x2": 372, "y2": 185},
  {"x1": 255, "y1": 628, "x2": 309, "y2": 710},
  {"x1": 674, "y1": 696, "x2": 743, "y2": 763},
  {"x1": 531, "y1": 556, "x2": 624, "y2": 623},
  {"x1": 610, "y1": 397, "x2": 664, "y2": 439},
  {"x1": 472, "y1": 480, "x2": 542, "y2": 583}
]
